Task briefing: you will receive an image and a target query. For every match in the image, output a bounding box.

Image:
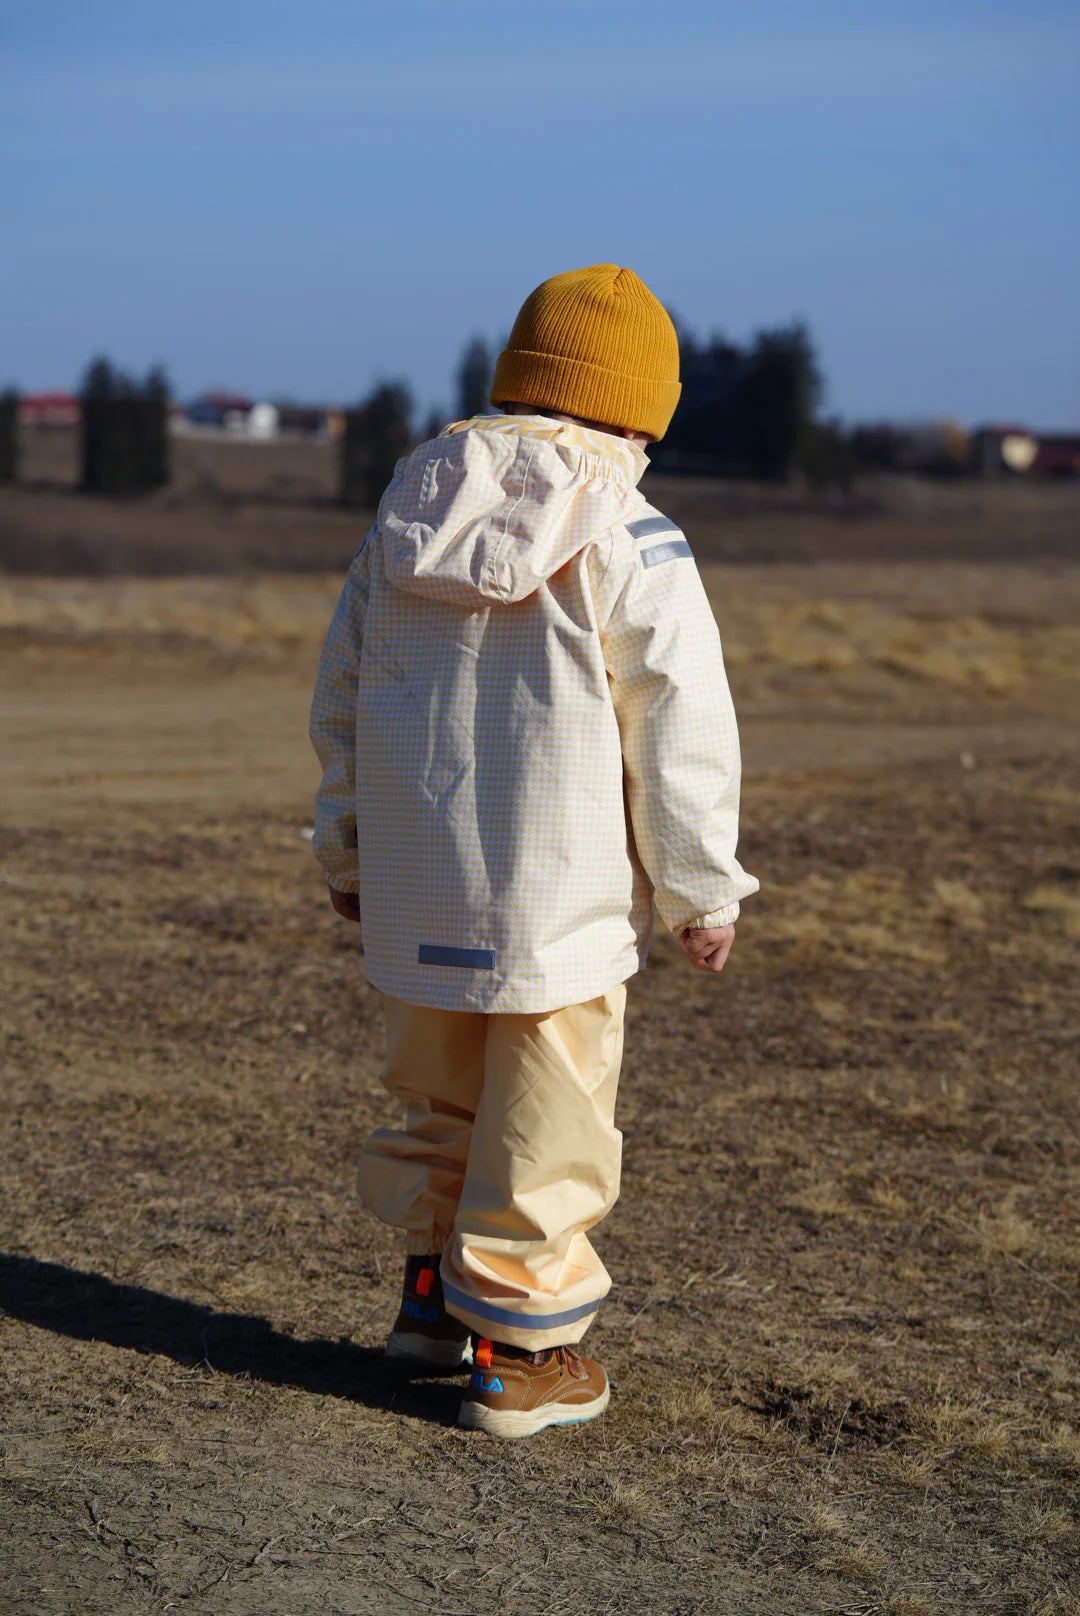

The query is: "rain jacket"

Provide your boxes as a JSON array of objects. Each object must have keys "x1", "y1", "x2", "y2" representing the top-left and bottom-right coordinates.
[{"x1": 310, "y1": 412, "x2": 758, "y2": 1013}]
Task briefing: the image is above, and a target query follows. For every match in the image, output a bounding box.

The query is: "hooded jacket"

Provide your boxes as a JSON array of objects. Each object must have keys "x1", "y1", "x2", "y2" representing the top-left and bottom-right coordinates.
[{"x1": 310, "y1": 412, "x2": 758, "y2": 1013}]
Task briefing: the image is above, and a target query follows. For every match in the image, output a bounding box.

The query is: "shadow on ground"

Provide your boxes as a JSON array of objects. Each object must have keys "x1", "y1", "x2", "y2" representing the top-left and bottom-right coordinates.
[{"x1": 0, "y1": 1252, "x2": 462, "y2": 1425}]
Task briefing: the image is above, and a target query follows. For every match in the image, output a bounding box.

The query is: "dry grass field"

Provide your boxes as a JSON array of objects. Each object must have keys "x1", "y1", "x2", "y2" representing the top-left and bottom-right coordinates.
[{"x1": 1, "y1": 430, "x2": 1079, "y2": 1614}]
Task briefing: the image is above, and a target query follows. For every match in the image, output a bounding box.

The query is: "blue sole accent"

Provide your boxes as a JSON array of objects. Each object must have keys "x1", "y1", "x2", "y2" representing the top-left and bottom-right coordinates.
[
  {"x1": 443, "y1": 1277, "x2": 600, "y2": 1332},
  {"x1": 418, "y1": 943, "x2": 496, "y2": 970},
  {"x1": 461, "y1": 1370, "x2": 610, "y2": 1437},
  {"x1": 554, "y1": 1371, "x2": 610, "y2": 1427}
]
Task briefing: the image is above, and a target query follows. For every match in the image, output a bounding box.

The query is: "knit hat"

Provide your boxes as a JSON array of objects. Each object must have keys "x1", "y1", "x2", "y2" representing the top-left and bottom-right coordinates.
[{"x1": 489, "y1": 264, "x2": 681, "y2": 442}]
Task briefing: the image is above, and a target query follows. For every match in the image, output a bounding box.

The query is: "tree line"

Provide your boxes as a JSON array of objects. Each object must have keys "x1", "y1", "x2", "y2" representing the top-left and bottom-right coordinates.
[
  {"x1": 0, "y1": 327, "x2": 976, "y2": 503},
  {"x1": 339, "y1": 325, "x2": 826, "y2": 506},
  {"x1": 330, "y1": 324, "x2": 975, "y2": 505}
]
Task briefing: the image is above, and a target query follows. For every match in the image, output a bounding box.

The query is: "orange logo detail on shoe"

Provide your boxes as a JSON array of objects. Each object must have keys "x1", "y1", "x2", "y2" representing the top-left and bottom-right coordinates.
[
  {"x1": 416, "y1": 1267, "x2": 435, "y2": 1297},
  {"x1": 475, "y1": 1339, "x2": 493, "y2": 1369}
]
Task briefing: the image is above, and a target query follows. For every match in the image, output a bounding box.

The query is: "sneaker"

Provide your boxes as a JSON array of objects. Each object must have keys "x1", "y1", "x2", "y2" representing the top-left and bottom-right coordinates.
[
  {"x1": 385, "y1": 1255, "x2": 473, "y2": 1372},
  {"x1": 458, "y1": 1338, "x2": 610, "y2": 1438}
]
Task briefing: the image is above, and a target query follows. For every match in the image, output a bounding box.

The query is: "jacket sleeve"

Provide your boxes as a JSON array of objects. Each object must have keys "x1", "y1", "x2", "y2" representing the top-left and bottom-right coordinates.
[
  {"x1": 592, "y1": 524, "x2": 759, "y2": 933},
  {"x1": 308, "y1": 533, "x2": 374, "y2": 895}
]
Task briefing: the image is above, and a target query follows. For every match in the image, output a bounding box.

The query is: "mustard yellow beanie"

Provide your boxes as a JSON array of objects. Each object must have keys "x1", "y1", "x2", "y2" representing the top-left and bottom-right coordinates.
[{"x1": 489, "y1": 263, "x2": 682, "y2": 442}]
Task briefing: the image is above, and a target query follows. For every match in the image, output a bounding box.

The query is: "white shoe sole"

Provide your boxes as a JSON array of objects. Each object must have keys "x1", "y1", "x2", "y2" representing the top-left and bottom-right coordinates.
[
  {"x1": 458, "y1": 1374, "x2": 610, "y2": 1438},
  {"x1": 385, "y1": 1330, "x2": 472, "y2": 1370}
]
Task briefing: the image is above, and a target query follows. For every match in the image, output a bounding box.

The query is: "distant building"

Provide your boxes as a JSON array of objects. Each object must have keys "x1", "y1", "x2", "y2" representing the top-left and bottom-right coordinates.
[
  {"x1": 185, "y1": 392, "x2": 253, "y2": 428},
  {"x1": 19, "y1": 392, "x2": 81, "y2": 427},
  {"x1": 903, "y1": 418, "x2": 970, "y2": 475},
  {"x1": 277, "y1": 403, "x2": 334, "y2": 437},
  {"x1": 1033, "y1": 434, "x2": 1080, "y2": 477},
  {"x1": 973, "y1": 425, "x2": 1080, "y2": 477},
  {"x1": 181, "y1": 394, "x2": 331, "y2": 438},
  {"x1": 247, "y1": 402, "x2": 279, "y2": 439}
]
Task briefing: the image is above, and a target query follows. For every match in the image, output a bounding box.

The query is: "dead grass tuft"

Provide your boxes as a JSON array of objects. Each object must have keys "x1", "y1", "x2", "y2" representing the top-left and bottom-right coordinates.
[
  {"x1": 878, "y1": 1450, "x2": 936, "y2": 1489},
  {"x1": 798, "y1": 1501, "x2": 848, "y2": 1538},
  {"x1": 1022, "y1": 883, "x2": 1080, "y2": 940},
  {"x1": 976, "y1": 1211, "x2": 1042, "y2": 1262},
  {"x1": 1039, "y1": 1424, "x2": 1080, "y2": 1467},
  {"x1": 658, "y1": 1384, "x2": 715, "y2": 1428},
  {"x1": 73, "y1": 1430, "x2": 171, "y2": 1466},
  {"x1": 658, "y1": 1386, "x2": 762, "y2": 1446},
  {"x1": 931, "y1": 877, "x2": 986, "y2": 929},
  {"x1": 567, "y1": 1474, "x2": 653, "y2": 1526},
  {"x1": 814, "y1": 1539, "x2": 886, "y2": 1581},
  {"x1": 1019, "y1": 1504, "x2": 1077, "y2": 1545},
  {"x1": 883, "y1": 1596, "x2": 938, "y2": 1616},
  {"x1": 915, "y1": 1399, "x2": 1018, "y2": 1466},
  {"x1": 1029, "y1": 1594, "x2": 1080, "y2": 1616},
  {"x1": 789, "y1": 1181, "x2": 851, "y2": 1220},
  {"x1": 868, "y1": 1178, "x2": 910, "y2": 1217},
  {"x1": 965, "y1": 1419, "x2": 1015, "y2": 1462}
]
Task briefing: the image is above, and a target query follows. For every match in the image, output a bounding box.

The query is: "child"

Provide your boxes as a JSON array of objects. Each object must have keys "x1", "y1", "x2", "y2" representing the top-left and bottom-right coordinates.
[{"x1": 310, "y1": 263, "x2": 758, "y2": 1438}]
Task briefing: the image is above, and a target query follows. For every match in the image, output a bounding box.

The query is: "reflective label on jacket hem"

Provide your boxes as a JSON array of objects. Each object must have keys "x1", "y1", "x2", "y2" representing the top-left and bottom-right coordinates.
[{"x1": 418, "y1": 943, "x2": 496, "y2": 970}]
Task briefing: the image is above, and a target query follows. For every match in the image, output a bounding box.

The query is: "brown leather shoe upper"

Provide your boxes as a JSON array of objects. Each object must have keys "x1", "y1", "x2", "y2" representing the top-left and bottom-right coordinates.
[{"x1": 464, "y1": 1339, "x2": 607, "y2": 1414}]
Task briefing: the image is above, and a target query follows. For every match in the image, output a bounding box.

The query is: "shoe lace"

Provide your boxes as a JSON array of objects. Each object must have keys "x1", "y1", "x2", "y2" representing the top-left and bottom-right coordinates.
[
  {"x1": 556, "y1": 1345, "x2": 586, "y2": 1376},
  {"x1": 490, "y1": 1341, "x2": 587, "y2": 1375}
]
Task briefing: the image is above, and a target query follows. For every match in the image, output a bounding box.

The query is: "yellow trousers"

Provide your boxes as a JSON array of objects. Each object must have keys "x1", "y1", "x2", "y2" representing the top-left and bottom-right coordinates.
[{"x1": 357, "y1": 985, "x2": 627, "y2": 1350}]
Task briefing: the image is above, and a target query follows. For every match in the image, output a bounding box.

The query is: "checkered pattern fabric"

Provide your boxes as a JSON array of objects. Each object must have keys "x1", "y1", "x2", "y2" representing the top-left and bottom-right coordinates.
[{"x1": 310, "y1": 413, "x2": 758, "y2": 1013}]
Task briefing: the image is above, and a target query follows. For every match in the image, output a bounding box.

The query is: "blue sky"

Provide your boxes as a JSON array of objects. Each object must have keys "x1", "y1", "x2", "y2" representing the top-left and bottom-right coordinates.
[{"x1": 3, "y1": 1, "x2": 1078, "y2": 428}]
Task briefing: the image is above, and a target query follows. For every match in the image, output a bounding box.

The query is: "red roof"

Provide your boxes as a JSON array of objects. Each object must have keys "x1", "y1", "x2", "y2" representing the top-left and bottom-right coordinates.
[{"x1": 19, "y1": 393, "x2": 81, "y2": 424}]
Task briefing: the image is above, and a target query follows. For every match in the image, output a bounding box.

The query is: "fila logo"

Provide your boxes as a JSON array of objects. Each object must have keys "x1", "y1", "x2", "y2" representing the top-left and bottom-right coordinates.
[
  {"x1": 402, "y1": 1299, "x2": 440, "y2": 1324},
  {"x1": 470, "y1": 1372, "x2": 504, "y2": 1394}
]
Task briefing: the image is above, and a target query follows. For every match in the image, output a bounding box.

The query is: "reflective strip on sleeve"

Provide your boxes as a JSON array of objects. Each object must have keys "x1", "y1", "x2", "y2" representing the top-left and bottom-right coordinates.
[
  {"x1": 627, "y1": 514, "x2": 680, "y2": 541},
  {"x1": 640, "y1": 537, "x2": 693, "y2": 569}
]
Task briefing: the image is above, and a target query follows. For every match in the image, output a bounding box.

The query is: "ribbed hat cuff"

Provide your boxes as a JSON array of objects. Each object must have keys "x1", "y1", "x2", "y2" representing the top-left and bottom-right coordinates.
[{"x1": 491, "y1": 347, "x2": 682, "y2": 443}]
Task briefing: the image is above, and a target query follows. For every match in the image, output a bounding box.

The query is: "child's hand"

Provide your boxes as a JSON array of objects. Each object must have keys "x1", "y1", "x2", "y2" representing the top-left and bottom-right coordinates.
[
  {"x1": 328, "y1": 886, "x2": 362, "y2": 924},
  {"x1": 679, "y1": 923, "x2": 735, "y2": 974}
]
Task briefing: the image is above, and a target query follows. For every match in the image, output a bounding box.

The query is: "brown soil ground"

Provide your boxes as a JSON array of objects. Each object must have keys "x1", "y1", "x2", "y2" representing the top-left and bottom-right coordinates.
[{"x1": 1, "y1": 434, "x2": 1079, "y2": 1614}]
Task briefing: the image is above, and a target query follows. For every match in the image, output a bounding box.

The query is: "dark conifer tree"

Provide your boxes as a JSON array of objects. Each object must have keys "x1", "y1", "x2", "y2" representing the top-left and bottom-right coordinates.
[
  {"x1": 456, "y1": 337, "x2": 492, "y2": 421},
  {"x1": 79, "y1": 358, "x2": 171, "y2": 493},
  {"x1": 341, "y1": 380, "x2": 414, "y2": 508},
  {"x1": 0, "y1": 389, "x2": 18, "y2": 485},
  {"x1": 737, "y1": 323, "x2": 821, "y2": 481},
  {"x1": 651, "y1": 319, "x2": 822, "y2": 481}
]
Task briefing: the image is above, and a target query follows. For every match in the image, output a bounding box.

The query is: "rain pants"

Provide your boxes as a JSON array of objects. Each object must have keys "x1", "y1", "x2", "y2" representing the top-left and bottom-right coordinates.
[
  {"x1": 361, "y1": 984, "x2": 626, "y2": 1348},
  {"x1": 310, "y1": 411, "x2": 758, "y2": 1343}
]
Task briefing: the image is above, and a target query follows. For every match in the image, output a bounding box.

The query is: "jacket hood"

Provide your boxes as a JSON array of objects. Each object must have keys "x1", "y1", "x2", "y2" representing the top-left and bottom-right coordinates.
[{"x1": 377, "y1": 413, "x2": 649, "y2": 607}]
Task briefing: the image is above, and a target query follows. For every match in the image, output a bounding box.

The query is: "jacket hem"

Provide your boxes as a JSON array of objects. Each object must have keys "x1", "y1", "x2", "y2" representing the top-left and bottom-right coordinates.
[{"x1": 363, "y1": 958, "x2": 640, "y2": 1016}]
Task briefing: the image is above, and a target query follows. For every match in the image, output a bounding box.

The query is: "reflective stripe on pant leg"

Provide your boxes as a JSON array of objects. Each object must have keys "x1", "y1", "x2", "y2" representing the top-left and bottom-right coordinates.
[
  {"x1": 442, "y1": 983, "x2": 627, "y2": 1350},
  {"x1": 357, "y1": 995, "x2": 487, "y2": 1254}
]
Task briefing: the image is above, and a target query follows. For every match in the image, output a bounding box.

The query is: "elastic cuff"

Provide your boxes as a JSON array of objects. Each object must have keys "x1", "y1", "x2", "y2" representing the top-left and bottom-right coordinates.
[
  {"x1": 679, "y1": 901, "x2": 740, "y2": 931},
  {"x1": 443, "y1": 1304, "x2": 599, "y2": 1353},
  {"x1": 326, "y1": 875, "x2": 360, "y2": 896},
  {"x1": 439, "y1": 1275, "x2": 604, "y2": 1349}
]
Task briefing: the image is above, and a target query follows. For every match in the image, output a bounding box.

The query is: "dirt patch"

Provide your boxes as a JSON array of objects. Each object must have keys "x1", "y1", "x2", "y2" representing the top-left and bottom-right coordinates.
[{"x1": 744, "y1": 1382, "x2": 912, "y2": 1451}]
